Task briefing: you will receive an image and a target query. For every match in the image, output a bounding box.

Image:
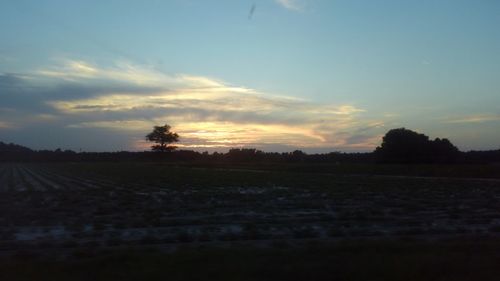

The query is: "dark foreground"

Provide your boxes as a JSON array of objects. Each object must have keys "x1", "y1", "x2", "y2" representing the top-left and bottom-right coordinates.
[
  {"x1": 2, "y1": 238, "x2": 500, "y2": 281},
  {"x1": 1, "y1": 162, "x2": 500, "y2": 280}
]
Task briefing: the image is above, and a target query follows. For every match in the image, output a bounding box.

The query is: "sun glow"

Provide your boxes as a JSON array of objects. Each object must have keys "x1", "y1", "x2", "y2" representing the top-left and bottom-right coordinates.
[
  {"x1": 38, "y1": 59, "x2": 385, "y2": 151},
  {"x1": 145, "y1": 121, "x2": 328, "y2": 150}
]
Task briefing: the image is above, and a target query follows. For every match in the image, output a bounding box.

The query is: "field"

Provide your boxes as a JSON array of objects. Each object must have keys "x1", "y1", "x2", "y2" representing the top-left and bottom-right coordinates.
[
  {"x1": 2, "y1": 162, "x2": 500, "y2": 249},
  {"x1": 1, "y1": 162, "x2": 500, "y2": 280}
]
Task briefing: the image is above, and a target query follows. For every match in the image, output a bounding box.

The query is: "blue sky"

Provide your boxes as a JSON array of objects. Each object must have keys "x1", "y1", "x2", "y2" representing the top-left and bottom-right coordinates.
[{"x1": 1, "y1": 0, "x2": 499, "y2": 152}]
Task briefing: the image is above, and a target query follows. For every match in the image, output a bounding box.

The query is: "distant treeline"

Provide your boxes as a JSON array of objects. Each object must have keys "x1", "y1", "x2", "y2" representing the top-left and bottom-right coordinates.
[
  {"x1": 0, "y1": 143, "x2": 373, "y2": 163},
  {"x1": 1, "y1": 141, "x2": 499, "y2": 164}
]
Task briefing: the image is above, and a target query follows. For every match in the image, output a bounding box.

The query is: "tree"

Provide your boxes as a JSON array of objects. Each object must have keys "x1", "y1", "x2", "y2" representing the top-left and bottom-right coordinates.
[
  {"x1": 374, "y1": 128, "x2": 459, "y2": 163},
  {"x1": 145, "y1": 124, "x2": 179, "y2": 152},
  {"x1": 430, "y1": 137, "x2": 460, "y2": 163},
  {"x1": 375, "y1": 128, "x2": 430, "y2": 163}
]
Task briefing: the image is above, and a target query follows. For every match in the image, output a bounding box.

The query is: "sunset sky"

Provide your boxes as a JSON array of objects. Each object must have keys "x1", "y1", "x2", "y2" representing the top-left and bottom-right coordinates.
[{"x1": 1, "y1": 0, "x2": 499, "y2": 152}]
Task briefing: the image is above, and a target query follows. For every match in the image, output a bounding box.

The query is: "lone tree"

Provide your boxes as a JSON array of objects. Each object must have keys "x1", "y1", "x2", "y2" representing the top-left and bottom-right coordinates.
[
  {"x1": 374, "y1": 128, "x2": 459, "y2": 163},
  {"x1": 145, "y1": 124, "x2": 179, "y2": 152}
]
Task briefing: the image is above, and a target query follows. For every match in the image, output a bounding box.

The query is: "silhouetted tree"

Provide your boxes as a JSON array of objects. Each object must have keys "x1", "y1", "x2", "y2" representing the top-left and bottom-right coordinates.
[
  {"x1": 431, "y1": 138, "x2": 460, "y2": 162},
  {"x1": 145, "y1": 124, "x2": 179, "y2": 152},
  {"x1": 375, "y1": 128, "x2": 459, "y2": 163},
  {"x1": 289, "y1": 150, "x2": 306, "y2": 162},
  {"x1": 225, "y1": 148, "x2": 264, "y2": 161}
]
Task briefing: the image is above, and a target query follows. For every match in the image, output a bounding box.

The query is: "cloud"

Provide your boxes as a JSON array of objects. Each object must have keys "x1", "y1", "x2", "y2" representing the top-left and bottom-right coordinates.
[
  {"x1": 1, "y1": 59, "x2": 386, "y2": 152},
  {"x1": 0, "y1": 121, "x2": 12, "y2": 129},
  {"x1": 38, "y1": 60, "x2": 176, "y2": 86},
  {"x1": 275, "y1": 0, "x2": 302, "y2": 11},
  {"x1": 442, "y1": 114, "x2": 500, "y2": 124}
]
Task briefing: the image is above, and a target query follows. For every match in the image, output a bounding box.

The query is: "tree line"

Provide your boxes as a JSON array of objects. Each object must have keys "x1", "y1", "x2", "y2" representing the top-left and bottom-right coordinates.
[{"x1": 1, "y1": 127, "x2": 499, "y2": 164}]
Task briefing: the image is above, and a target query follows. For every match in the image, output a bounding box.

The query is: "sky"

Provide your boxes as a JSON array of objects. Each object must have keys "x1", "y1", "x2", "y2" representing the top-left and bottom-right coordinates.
[{"x1": 0, "y1": 0, "x2": 499, "y2": 152}]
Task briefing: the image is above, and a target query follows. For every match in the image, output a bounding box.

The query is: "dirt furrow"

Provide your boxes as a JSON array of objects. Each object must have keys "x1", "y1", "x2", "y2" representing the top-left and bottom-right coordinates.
[
  {"x1": 20, "y1": 166, "x2": 63, "y2": 191},
  {"x1": 38, "y1": 166, "x2": 160, "y2": 191},
  {"x1": 0, "y1": 165, "x2": 10, "y2": 192},
  {"x1": 18, "y1": 166, "x2": 47, "y2": 191},
  {"x1": 34, "y1": 167, "x2": 115, "y2": 190},
  {"x1": 11, "y1": 165, "x2": 28, "y2": 192}
]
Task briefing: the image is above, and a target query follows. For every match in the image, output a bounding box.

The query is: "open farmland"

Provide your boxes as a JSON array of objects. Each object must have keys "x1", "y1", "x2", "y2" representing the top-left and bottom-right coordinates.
[{"x1": 1, "y1": 162, "x2": 500, "y2": 253}]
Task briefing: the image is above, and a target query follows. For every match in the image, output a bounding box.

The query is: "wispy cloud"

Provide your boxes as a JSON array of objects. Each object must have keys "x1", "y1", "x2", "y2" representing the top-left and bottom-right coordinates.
[
  {"x1": 442, "y1": 114, "x2": 500, "y2": 124},
  {"x1": 38, "y1": 59, "x2": 185, "y2": 87},
  {"x1": 0, "y1": 121, "x2": 12, "y2": 129},
  {"x1": 275, "y1": 0, "x2": 302, "y2": 11}
]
